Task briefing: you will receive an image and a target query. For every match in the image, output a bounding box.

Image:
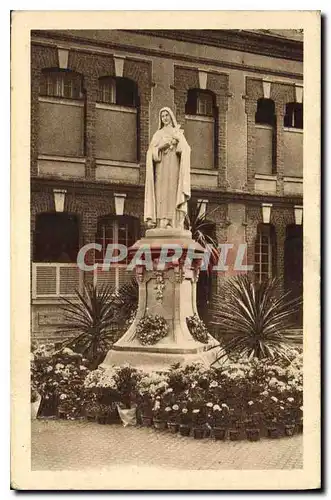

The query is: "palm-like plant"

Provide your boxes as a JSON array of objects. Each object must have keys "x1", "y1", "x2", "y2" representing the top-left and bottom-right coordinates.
[
  {"x1": 211, "y1": 275, "x2": 303, "y2": 363},
  {"x1": 113, "y1": 278, "x2": 139, "y2": 324},
  {"x1": 59, "y1": 283, "x2": 119, "y2": 367},
  {"x1": 185, "y1": 202, "x2": 220, "y2": 271}
]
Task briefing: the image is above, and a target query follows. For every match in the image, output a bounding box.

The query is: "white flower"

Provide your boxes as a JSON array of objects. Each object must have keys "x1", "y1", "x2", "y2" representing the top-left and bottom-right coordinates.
[
  {"x1": 192, "y1": 409, "x2": 200, "y2": 414},
  {"x1": 172, "y1": 404, "x2": 179, "y2": 411},
  {"x1": 271, "y1": 396, "x2": 278, "y2": 403},
  {"x1": 280, "y1": 406, "x2": 284, "y2": 410},
  {"x1": 287, "y1": 397, "x2": 294, "y2": 403},
  {"x1": 206, "y1": 402, "x2": 213, "y2": 408},
  {"x1": 46, "y1": 366, "x2": 53, "y2": 373},
  {"x1": 59, "y1": 394, "x2": 67, "y2": 400},
  {"x1": 213, "y1": 404, "x2": 221, "y2": 411},
  {"x1": 221, "y1": 403, "x2": 229, "y2": 409},
  {"x1": 165, "y1": 406, "x2": 171, "y2": 412},
  {"x1": 80, "y1": 365, "x2": 87, "y2": 371},
  {"x1": 248, "y1": 401, "x2": 254, "y2": 406},
  {"x1": 182, "y1": 408, "x2": 188, "y2": 414},
  {"x1": 209, "y1": 381, "x2": 218, "y2": 388}
]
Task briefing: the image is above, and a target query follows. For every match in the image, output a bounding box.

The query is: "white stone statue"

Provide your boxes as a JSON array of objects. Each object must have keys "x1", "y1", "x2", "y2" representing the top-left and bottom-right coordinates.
[{"x1": 144, "y1": 107, "x2": 191, "y2": 229}]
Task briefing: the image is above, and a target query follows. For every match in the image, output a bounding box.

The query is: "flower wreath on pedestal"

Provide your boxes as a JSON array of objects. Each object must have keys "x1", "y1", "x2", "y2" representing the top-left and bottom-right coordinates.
[{"x1": 135, "y1": 314, "x2": 168, "y2": 345}]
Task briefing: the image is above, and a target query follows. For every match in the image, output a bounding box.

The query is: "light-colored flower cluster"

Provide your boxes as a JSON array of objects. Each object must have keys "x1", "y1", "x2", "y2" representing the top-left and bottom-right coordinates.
[{"x1": 136, "y1": 372, "x2": 169, "y2": 397}]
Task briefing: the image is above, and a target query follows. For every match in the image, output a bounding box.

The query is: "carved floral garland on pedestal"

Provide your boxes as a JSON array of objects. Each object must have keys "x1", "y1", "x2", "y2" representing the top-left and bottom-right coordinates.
[{"x1": 136, "y1": 314, "x2": 168, "y2": 345}]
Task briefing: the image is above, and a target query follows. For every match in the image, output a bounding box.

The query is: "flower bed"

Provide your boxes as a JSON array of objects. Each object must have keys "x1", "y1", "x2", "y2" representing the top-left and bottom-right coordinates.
[{"x1": 31, "y1": 343, "x2": 303, "y2": 440}]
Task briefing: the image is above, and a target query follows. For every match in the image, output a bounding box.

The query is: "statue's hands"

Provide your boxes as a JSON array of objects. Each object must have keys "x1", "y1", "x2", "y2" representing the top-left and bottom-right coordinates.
[{"x1": 158, "y1": 138, "x2": 171, "y2": 151}]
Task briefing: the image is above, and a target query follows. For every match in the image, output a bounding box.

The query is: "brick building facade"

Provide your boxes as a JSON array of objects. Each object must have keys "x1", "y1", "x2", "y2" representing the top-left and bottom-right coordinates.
[{"x1": 30, "y1": 29, "x2": 304, "y2": 341}]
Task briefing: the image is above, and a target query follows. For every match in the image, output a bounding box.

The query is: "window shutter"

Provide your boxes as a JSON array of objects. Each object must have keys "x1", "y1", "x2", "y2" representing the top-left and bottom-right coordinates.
[
  {"x1": 59, "y1": 266, "x2": 81, "y2": 295},
  {"x1": 36, "y1": 265, "x2": 57, "y2": 296}
]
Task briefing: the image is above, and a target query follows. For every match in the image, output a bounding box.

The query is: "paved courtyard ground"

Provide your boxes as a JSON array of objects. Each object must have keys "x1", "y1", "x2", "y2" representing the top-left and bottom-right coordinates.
[{"x1": 31, "y1": 419, "x2": 303, "y2": 471}]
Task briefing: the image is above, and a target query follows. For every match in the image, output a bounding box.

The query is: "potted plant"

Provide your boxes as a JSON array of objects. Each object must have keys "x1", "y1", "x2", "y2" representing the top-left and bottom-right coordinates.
[
  {"x1": 210, "y1": 404, "x2": 229, "y2": 441},
  {"x1": 152, "y1": 401, "x2": 167, "y2": 430},
  {"x1": 178, "y1": 406, "x2": 191, "y2": 437},
  {"x1": 191, "y1": 407, "x2": 207, "y2": 439},
  {"x1": 244, "y1": 401, "x2": 261, "y2": 441},
  {"x1": 166, "y1": 404, "x2": 180, "y2": 433},
  {"x1": 228, "y1": 408, "x2": 242, "y2": 441}
]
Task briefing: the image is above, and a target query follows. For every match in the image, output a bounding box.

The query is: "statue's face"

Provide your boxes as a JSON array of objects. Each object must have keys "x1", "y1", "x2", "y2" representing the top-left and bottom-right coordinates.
[{"x1": 160, "y1": 110, "x2": 172, "y2": 126}]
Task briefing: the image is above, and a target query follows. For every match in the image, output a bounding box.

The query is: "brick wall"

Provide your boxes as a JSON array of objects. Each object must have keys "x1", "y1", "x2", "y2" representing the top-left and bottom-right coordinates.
[
  {"x1": 245, "y1": 77, "x2": 296, "y2": 193},
  {"x1": 31, "y1": 44, "x2": 152, "y2": 181},
  {"x1": 174, "y1": 66, "x2": 229, "y2": 188}
]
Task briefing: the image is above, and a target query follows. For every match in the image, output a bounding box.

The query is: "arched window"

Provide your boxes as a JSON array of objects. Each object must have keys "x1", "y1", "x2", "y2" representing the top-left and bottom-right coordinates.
[
  {"x1": 39, "y1": 69, "x2": 84, "y2": 100},
  {"x1": 185, "y1": 89, "x2": 217, "y2": 170},
  {"x1": 254, "y1": 98, "x2": 277, "y2": 175},
  {"x1": 255, "y1": 98, "x2": 276, "y2": 126},
  {"x1": 95, "y1": 215, "x2": 140, "y2": 264},
  {"x1": 185, "y1": 89, "x2": 215, "y2": 116},
  {"x1": 38, "y1": 69, "x2": 85, "y2": 157},
  {"x1": 96, "y1": 77, "x2": 139, "y2": 162},
  {"x1": 97, "y1": 77, "x2": 138, "y2": 107},
  {"x1": 284, "y1": 102, "x2": 303, "y2": 129},
  {"x1": 34, "y1": 213, "x2": 80, "y2": 263},
  {"x1": 254, "y1": 224, "x2": 276, "y2": 283},
  {"x1": 94, "y1": 215, "x2": 140, "y2": 290}
]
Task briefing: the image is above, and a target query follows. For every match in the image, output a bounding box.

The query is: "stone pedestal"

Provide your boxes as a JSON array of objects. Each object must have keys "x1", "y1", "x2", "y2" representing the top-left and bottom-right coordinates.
[{"x1": 102, "y1": 228, "x2": 221, "y2": 372}]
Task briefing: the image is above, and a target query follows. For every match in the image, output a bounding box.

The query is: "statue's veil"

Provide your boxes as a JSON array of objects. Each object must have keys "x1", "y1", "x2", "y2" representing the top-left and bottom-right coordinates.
[{"x1": 158, "y1": 107, "x2": 178, "y2": 129}]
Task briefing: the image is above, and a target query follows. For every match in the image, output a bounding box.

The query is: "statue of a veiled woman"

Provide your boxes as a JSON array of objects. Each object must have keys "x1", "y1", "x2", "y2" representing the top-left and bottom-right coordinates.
[{"x1": 144, "y1": 107, "x2": 191, "y2": 229}]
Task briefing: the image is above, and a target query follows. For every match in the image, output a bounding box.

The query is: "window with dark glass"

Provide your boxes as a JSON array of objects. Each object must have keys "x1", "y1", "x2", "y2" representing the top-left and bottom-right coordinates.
[
  {"x1": 39, "y1": 69, "x2": 83, "y2": 100},
  {"x1": 255, "y1": 98, "x2": 276, "y2": 126},
  {"x1": 284, "y1": 102, "x2": 303, "y2": 129},
  {"x1": 97, "y1": 77, "x2": 138, "y2": 107},
  {"x1": 185, "y1": 89, "x2": 215, "y2": 116},
  {"x1": 95, "y1": 215, "x2": 140, "y2": 264},
  {"x1": 254, "y1": 224, "x2": 276, "y2": 284},
  {"x1": 34, "y1": 213, "x2": 80, "y2": 263}
]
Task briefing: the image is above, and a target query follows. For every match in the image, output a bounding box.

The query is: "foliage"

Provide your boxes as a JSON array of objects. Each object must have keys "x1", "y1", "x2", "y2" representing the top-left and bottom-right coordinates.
[
  {"x1": 112, "y1": 278, "x2": 139, "y2": 326},
  {"x1": 58, "y1": 283, "x2": 121, "y2": 368},
  {"x1": 186, "y1": 315, "x2": 209, "y2": 344},
  {"x1": 31, "y1": 345, "x2": 90, "y2": 420},
  {"x1": 84, "y1": 364, "x2": 141, "y2": 409},
  {"x1": 211, "y1": 275, "x2": 303, "y2": 362},
  {"x1": 135, "y1": 314, "x2": 168, "y2": 345},
  {"x1": 185, "y1": 201, "x2": 220, "y2": 271}
]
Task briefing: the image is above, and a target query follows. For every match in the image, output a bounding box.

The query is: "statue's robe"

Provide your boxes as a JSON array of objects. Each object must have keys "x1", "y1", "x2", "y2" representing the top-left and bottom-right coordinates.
[{"x1": 144, "y1": 125, "x2": 191, "y2": 228}]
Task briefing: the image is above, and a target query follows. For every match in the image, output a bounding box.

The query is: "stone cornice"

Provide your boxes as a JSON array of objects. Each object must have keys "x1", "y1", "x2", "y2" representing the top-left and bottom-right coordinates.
[
  {"x1": 124, "y1": 29, "x2": 303, "y2": 62},
  {"x1": 31, "y1": 177, "x2": 303, "y2": 207},
  {"x1": 31, "y1": 30, "x2": 303, "y2": 81}
]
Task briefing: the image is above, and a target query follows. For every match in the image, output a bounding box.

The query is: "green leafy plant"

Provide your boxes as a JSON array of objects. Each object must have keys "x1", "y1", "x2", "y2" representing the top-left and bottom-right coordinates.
[
  {"x1": 113, "y1": 278, "x2": 139, "y2": 326},
  {"x1": 58, "y1": 283, "x2": 120, "y2": 368},
  {"x1": 185, "y1": 201, "x2": 220, "y2": 271},
  {"x1": 186, "y1": 314, "x2": 209, "y2": 344},
  {"x1": 135, "y1": 314, "x2": 168, "y2": 346},
  {"x1": 211, "y1": 275, "x2": 303, "y2": 363}
]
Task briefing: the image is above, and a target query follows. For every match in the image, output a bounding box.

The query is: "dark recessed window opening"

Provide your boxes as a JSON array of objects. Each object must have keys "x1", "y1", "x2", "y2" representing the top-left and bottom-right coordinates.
[
  {"x1": 284, "y1": 102, "x2": 303, "y2": 129},
  {"x1": 255, "y1": 98, "x2": 276, "y2": 126},
  {"x1": 97, "y1": 77, "x2": 138, "y2": 107},
  {"x1": 185, "y1": 89, "x2": 215, "y2": 117},
  {"x1": 34, "y1": 213, "x2": 80, "y2": 263}
]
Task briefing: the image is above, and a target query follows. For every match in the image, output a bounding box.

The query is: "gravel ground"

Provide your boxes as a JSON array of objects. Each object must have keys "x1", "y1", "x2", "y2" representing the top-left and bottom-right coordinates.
[{"x1": 31, "y1": 419, "x2": 303, "y2": 471}]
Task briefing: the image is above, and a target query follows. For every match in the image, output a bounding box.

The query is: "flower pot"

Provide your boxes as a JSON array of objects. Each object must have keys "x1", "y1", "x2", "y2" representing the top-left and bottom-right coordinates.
[
  {"x1": 297, "y1": 422, "x2": 303, "y2": 434},
  {"x1": 86, "y1": 414, "x2": 96, "y2": 422},
  {"x1": 267, "y1": 427, "x2": 280, "y2": 439},
  {"x1": 153, "y1": 418, "x2": 167, "y2": 430},
  {"x1": 167, "y1": 422, "x2": 179, "y2": 434},
  {"x1": 179, "y1": 424, "x2": 191, "y2": 437},
  {"x1": 141, "y1": 415, "x2": 153, "y2": 427},
  {"x1": 192, "y1": 427, "x2": 205, "y2": 439},
  {"x1": 245, "y1": 428, "x2": 261, "y2": 442},
  {"x1": 284, "y1": 424, "x2": 296, "y2": 437},
  {"x1": 213, "y1": 427, "x2": 227, "y2": 440},
  {"x1": 31, "y1": 395, "x2": 41, "y2": 420},
  {"x1": 97, "y1": 415, "x2": 108, "y2": 425},
  {"x1": 229, "y1": 429, "x2": 241, "y2": 441}
]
